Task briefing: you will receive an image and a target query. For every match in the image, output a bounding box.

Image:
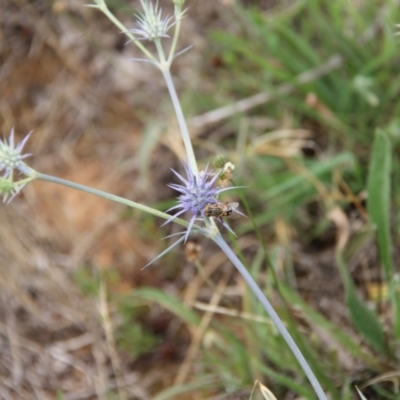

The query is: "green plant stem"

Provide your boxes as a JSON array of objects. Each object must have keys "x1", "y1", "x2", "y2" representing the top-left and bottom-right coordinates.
[
  {"x1": 167, "y1": 4, "x2": 183, "y2": 64},
  {"x1": 35, "y1": 172, "x2": 190, "y2": 228},
  {"x1": 213, "y1": 233, "x2": 328, "y2": 400},
  {"x1": 161, "y1": 68, "x2": 199, "y2": 177}
]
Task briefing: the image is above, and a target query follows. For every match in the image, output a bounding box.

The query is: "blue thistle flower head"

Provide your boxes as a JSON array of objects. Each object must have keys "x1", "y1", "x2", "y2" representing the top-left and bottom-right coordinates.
[{"x1": 164, "y1": 163, "x2": 241, "y2": 242}]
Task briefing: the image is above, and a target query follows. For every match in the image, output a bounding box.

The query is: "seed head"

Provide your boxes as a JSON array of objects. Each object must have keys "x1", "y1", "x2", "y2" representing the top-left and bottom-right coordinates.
[{"x1": 130, "y1": 0, "x2": 176, "y2": 41}]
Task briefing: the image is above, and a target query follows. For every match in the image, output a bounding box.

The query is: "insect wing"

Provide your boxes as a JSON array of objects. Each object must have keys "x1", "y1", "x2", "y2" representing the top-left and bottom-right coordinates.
[{"x1": 225, "y1": 202, "x2": 241, "y2": 219}]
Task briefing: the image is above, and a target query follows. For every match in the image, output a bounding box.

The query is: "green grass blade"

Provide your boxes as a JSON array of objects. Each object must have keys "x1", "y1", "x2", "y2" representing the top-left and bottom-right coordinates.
[
  {"x1": 152, "y1": 376, "x2": 218, "y2": 400},
  {"x1": 366, "y1": 130, "x2": 400, "y2": 339},
  {"x1": 129, "y1": 287, "x2": 200, "y2": 327},
  {"x1": 280, "y1": 284, "x2": 380, "y2": 368},
  {"x1": 346, "y1": 282, "x2": 386, "y2": 355},
  {"x1": 367, "y1": 129, "x2": 393, "y2": 278},
  {"x1": 261, "y1": 152, "x2": 355, "y2": 201},
  {"x1": 336, "y1": 252, "x2": 386, "y2": 355}
]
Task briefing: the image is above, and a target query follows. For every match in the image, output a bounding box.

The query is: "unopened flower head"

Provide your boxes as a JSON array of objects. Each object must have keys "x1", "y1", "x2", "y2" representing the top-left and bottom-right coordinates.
[
  {"x1": 164, "y1": 163, "x2": 242, "y2": 241},
  {"x1": 130, "y1": 0, "x2": 176, "y2": 41},
  {"x1": 211, "y1": 156, "x2": 236, "y2": 188},
  {"x1": 0, "y1": 128, "x2": 32, "y2": 178},
  {"x1": 0, "y1": 177, "x2": 27, "y2": 203}
]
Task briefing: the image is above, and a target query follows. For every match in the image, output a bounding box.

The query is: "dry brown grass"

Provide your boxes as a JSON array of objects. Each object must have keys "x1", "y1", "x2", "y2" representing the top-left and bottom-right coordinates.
[{"x1": 0, "y1": 0, "x2": 234, "y2": 398}]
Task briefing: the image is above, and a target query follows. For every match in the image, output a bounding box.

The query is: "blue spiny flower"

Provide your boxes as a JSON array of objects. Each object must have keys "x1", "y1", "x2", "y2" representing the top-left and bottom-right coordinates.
[{"x1": 164, "y1": 163, "x2": 242, "y2": 242}]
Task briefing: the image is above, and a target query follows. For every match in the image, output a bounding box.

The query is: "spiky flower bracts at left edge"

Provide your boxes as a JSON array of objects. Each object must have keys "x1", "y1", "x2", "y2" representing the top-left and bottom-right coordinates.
[{"x1": 0, "y1": 128, "x2": 35, "y2": 203}]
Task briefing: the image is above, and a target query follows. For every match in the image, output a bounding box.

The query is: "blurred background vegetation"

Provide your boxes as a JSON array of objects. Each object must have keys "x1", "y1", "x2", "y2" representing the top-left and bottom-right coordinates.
[{"x1": 1, "y1": 0, "x2": 400, "y2": 399}]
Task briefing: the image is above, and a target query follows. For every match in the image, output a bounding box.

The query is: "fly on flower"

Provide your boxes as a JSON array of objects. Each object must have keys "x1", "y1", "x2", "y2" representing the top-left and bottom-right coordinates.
[
  {"x1": 203, "y1": 202, "x2": 240, "y2": 220},
  {"x1": 203, "y1": 201, "x2": 246, "y2": 235}
]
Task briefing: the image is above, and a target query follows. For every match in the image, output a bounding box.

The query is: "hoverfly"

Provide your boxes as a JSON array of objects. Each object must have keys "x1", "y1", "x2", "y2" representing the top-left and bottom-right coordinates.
[{"x1": 203, "y1": 202, "x2": 240, "y2": 221}]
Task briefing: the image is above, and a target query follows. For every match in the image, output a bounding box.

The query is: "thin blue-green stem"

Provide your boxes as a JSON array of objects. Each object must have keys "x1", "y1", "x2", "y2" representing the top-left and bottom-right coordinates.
[
  {"x1": 167, "y1": 5, "x2": 184, "y2": 64},
  {"x1": 156, "y1": 37, "x2": 198, "y2": 176},
  {"x1": 35, "y1": 172, "x2": 191, "y2": 229},
  {"x1": 161, "y1": 68, "x2": 199, "y2": 177},
  {"x1": 213, "y1": 233, "x2": 328, "y2": 400}
]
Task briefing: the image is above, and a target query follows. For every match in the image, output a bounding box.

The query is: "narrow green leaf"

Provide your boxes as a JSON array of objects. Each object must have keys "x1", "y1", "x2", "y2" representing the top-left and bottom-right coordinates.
[
  {"x1": 346, "y1": 282, "x2": 386, "y2": 355},
  {"x1": 129, "y1": 287, "x2": 200, "y2": 327},
  {"x1": 366, "y1": 130, "x2": 400, "y2": 340},
  {"x1": 367, "y1": 129, "x2": 393, "y2": 278},
  {"x1": 153, "y1": 376, "x2": 218, "y2": 400},
  {"x1": 279, "y1": 285, "x2": 380, "y2": 367},
  {"x1": 336, "y1": 252, "x2": 386, "y2": 355},
  {"x1": 261, "y1": 152, "x2": 355, "y2": 200}
]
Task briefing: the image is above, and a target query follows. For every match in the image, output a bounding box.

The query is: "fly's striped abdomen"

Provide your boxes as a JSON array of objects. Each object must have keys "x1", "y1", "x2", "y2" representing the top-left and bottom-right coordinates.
[{"x1": 203, "y1": 202, "x2": 239, "y2": 219}]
